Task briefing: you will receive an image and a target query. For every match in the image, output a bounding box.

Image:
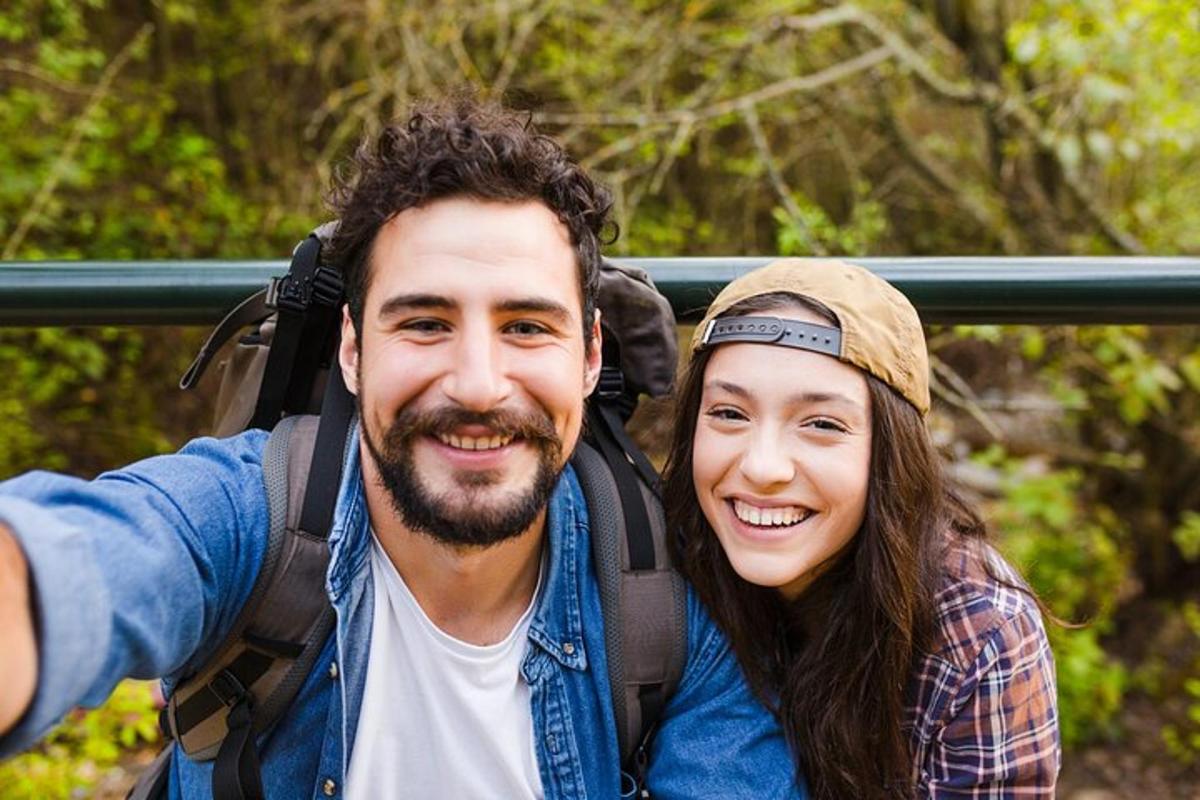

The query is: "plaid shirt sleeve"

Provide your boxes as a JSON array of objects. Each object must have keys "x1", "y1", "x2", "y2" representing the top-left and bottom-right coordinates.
[{"x1": 909, "y1": 556, "x2": 1060, "y2": 799}]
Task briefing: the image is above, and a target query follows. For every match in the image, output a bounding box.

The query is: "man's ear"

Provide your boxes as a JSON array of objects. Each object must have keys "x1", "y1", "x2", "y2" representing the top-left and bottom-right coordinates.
[
  {"x1": 338, "y1": 305, "x2": 360, "y2": 396},
  {"x1": 583, "y1": 308, "x2": 603, "y2": 395}
]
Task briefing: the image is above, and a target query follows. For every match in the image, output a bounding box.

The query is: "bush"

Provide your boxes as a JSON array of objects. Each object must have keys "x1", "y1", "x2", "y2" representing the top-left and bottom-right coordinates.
[
  {"x1": 978, "y1": 447, "x2": 1130, "y2": 748},
  {"x1": 0, "y1": 680, "x2": 160, "y2": 799}
]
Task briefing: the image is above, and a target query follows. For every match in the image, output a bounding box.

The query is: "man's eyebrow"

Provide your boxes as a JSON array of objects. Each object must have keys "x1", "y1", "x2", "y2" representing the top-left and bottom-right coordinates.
[
  {"x1": 375, "y1": 293, "x2": 574, "y2": 325},
  {"x1": 495, "y1": 297, "x2": 573, "y2": 325},
  {"x1": 377, "y1": 293, "x2": 457, "y2": 318}
]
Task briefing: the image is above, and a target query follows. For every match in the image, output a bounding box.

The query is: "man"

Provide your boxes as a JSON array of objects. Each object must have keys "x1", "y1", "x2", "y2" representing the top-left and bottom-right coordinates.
[{"x1": 0, "y1": 96, "x2": 802, "y2": 798}]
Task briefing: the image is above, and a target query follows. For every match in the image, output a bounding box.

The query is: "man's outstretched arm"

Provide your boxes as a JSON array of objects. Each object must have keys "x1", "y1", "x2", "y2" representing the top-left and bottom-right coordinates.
[{"x1": 0, "y1": 523, "x2": 37, "y2": 735}]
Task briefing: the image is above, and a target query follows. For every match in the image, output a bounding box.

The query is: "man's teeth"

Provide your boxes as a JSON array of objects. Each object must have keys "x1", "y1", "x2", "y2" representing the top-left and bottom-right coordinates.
[
  {"x1": 732, "y1": 499, "x2": 811, "y2": 527},
  {"x1": 438, "y1": 433, "x2": 514, "y2": 451}
]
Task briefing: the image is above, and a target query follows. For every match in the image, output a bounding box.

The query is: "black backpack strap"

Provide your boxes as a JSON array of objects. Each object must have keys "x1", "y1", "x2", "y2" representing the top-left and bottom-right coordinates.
[
  {"x1": 249, "y1": 234, "x2": 343, "y2": 430},
  {"x1": 124, "y1": 743, "x2": 173, "y2": 800},
  {"x1": 213, "y1": 699, "x2": 264, "y2": 800},
  {"x1": 178, "y1": 288, "x2": 271, "y2": 391},
  {"x1": 572, "y1": 408, "x2": 688, "y2": 796},
  {"x1": 299, "y1": 354, "x2": 355, "y2": 536}
]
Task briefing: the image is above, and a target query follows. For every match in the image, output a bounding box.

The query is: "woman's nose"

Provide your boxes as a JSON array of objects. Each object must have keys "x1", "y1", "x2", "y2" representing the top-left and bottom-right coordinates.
[{"x1": 738, "y1": 430, "x2": 796, "y2": 488}]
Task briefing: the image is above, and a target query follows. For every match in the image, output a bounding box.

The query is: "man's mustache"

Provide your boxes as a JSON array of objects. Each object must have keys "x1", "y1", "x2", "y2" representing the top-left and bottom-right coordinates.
[{"x1": 384, "y1": 405, "x2": 560, "y2": 449}]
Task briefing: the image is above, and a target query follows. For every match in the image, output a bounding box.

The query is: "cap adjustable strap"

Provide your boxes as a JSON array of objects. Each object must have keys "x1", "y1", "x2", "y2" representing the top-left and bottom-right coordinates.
[{"x1": 698, "y1": 315, "x2": 841, "y2": 356}]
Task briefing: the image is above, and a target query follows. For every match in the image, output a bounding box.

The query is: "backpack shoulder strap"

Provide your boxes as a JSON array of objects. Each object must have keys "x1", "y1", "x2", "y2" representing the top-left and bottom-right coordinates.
[
  {"x1": 157, "y1": 414, "x2": 338, "y2": 795},
  {"x1": 572, "y1": 404, "x2": 688, "y2": 789},
  {"x1": 124, "y1": 745, "x2": 172, "y2": 800}
]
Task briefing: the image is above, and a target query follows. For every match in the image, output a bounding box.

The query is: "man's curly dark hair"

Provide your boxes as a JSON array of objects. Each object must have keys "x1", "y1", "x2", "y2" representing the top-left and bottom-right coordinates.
[{"x1": 326, "y1": 94, "x2": 615, "y2": 349}]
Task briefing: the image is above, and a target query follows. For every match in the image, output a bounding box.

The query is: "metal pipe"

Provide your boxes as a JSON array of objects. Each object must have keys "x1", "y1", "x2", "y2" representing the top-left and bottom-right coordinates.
[{"x1": 3, "y1": 257, "x2": 1200, "y2": 326}]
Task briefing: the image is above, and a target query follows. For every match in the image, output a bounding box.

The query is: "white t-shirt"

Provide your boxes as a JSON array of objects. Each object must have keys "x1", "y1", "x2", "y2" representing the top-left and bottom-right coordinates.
[{"x1": 344, "y1": 536, "x2": 545, "y2": 799}]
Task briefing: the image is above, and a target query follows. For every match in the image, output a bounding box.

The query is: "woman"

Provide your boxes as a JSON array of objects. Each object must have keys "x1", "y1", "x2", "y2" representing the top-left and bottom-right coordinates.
[{"x1": 663, "y1": 259, "x2": 1060, "y2": 798}]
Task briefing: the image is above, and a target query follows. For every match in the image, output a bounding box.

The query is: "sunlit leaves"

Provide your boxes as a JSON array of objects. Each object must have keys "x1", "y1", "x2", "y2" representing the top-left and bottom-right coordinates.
[{"x1": 0, "y1": 680, "x2": 159, "y2": 799}]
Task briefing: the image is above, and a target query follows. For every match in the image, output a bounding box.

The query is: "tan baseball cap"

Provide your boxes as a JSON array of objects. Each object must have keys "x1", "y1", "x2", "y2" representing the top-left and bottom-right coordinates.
[{"x1": 690, "y1": 258, "x2": 930, "y2": 416}]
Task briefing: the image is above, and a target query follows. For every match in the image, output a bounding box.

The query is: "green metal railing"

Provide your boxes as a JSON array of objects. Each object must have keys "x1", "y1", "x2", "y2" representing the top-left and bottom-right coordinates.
[{"x1": 3, "y1": 257, "x2": 1200, "y2": 326}]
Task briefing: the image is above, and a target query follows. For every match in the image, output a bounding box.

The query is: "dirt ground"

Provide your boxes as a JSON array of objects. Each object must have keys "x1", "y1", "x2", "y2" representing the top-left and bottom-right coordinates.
[{"x1": 1058, "y1": 696, "x2": 1200, "y2": 799}]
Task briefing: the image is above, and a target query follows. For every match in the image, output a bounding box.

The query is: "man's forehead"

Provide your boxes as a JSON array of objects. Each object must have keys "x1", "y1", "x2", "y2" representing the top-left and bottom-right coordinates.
[
  {"x1": 374, "y1": 197, "x2": 573, "y2": 260},
  {"x1": 364, "y1": 198, "x2": 583, "y2": 314}
]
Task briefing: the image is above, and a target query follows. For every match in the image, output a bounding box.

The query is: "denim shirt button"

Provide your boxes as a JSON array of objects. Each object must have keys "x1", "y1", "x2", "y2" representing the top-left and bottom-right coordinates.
[
  {"x1": 561, "y1": 642, "x2": 575, "y2": 655},
  {"x1": 545, "y1": 732, "x2": 559, "y2": 753},
  {"x1": 328, "y1": 661, "x2": 339, "y2": 680},
  {"x1": 322, "y1": 778, "x2": 337, "y2": 796}
]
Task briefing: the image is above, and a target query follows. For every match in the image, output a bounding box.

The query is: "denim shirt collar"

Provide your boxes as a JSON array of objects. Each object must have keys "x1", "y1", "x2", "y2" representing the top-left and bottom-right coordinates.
[
  {"x1": 326, "y1": 417, "x2": 369, "y2": 603},
  {"x1": 324, "y1": 417, "x2": 590, "y2": 670},
  {"x1": 526, "y1": 463, "x2": 589, "y2": 672}
]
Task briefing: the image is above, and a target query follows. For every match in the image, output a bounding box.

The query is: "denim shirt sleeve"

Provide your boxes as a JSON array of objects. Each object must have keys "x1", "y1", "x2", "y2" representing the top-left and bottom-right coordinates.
[
  {"x1": 0, "y1": 431, "x2": 271, "y2": 758},
  {"x1": 646, "y1": 589, "x2": 808, "y2": 799}
]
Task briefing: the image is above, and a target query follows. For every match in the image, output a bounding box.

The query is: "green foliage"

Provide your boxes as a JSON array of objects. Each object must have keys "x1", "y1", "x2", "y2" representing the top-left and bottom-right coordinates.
[
  {"x1": 0, "y1": 328, "x2": 190, "y2": 476},
  {"x1": 1007, "y1": 0, "x2": 1200, "y2": 251},
  {"x1": 0, "y1": 0, "x2": 316, "y2": 478},
  {"x1": 0, "y1": 681, "x2": 159, "y2": 799},
  {"x1": 976, "y1": 446, "x2": 1130, "y2": 747},
  {"x1": 1173, "y1": 513, "x2": 1200, "y2": 563},
  {"x1": 774, "y1": 183, "x2": 889, "y2": 257},
  {"x1": 1160, "y1": 603, "x2": 1200, "y2": 764},
  {"x1": 1081, "y1": 327, "x2": 1182, "y2": 425}
]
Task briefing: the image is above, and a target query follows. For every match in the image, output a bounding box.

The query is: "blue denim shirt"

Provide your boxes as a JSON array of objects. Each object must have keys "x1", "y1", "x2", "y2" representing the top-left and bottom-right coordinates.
[{"x1": 0, "y1": 425, "x2": 805, "y2": 799}]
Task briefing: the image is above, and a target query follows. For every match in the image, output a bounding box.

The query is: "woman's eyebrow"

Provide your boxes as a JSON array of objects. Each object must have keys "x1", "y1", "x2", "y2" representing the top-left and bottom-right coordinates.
[
  {"x1": 703, "y1": 379, "x2": 753, "y2": 399},
  {"x1": 705, "y1": 380, "x2": 866, "y2": 415},
  {"x1": 787, "y1": 391, "x2": 860, "y2": 408}
]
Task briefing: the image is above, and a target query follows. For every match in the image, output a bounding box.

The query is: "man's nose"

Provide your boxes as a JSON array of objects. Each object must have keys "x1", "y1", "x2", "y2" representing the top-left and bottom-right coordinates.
[
  {"x1": 441, "y1": 334, "x2": 513, "y2": 411},
  {"x1": 738, "y1": 429, "x2": 796, "y2": 488}
]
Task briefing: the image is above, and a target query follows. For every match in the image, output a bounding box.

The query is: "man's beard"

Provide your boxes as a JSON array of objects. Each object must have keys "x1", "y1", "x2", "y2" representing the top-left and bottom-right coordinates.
[{"x1": 362, "y1": 402, "x2": 564, "y2": 548}]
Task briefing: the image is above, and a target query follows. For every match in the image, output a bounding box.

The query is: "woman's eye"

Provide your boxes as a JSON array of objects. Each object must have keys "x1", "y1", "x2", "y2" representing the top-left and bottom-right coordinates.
[
  {"x1": 807, "y1": 418, "x2": 848, "y2": 434},
  {"x1": 705, "y1": 407, "x2": 747, "y2": 422}
]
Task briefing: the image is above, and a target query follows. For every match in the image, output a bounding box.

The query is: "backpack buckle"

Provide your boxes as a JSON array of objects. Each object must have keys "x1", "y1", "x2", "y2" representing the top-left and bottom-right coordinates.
[
  {"x1": 266, "y1": 274, "x2": 308, "y2": 314},
  {"x1": 597, "y1": 365, "x2": 625, "y2": 399},
  {"x1": 310, "y1": 266, "x2": 343, "y2": 307},
  {"x1": 209, "y1": 669, "x2": 249, "y2": 708},
  {"x1": 266, "y1": 267, "x2": 343, "y2": 314}
]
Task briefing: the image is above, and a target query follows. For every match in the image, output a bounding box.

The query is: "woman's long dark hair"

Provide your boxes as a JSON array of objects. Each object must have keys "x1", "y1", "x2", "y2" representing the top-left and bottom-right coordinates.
[{"x1": 663, "y1": 294, "x2": 988, "y2": 799}]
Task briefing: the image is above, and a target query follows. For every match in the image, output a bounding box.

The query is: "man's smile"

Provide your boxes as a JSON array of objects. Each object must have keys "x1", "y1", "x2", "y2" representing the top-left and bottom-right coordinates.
[{"x1": 435, "y1": 432, "x2": 516, "y2": 451}]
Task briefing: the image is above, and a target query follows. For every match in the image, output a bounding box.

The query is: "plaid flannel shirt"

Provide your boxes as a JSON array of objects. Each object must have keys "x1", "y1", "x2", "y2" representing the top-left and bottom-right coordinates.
[{"x1": 905, "y1": 541, "x2": 1060, "y2": 798}]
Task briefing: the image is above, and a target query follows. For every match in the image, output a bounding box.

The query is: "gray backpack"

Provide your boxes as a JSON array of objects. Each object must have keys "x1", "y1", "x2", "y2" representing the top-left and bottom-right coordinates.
[{"x1": 129, "y1": 227, "x2": 687, "y2": 800}]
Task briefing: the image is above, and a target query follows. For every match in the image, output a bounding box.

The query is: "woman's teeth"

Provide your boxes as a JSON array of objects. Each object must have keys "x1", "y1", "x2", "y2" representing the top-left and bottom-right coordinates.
[{"x1": 732, "y1": 499, "x2": 812, "y2": 527}]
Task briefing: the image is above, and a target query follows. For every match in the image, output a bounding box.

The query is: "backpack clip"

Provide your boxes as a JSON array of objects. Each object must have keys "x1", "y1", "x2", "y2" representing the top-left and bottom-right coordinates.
[
  {"x1": 266, "y1": 266, "x2": 343, "y2": 314},
  {"x1": 208, "y1": 669, "x2": 249, "y2": 709},
  {"x1": 597, "y1": 365, "x2": 625, "y2": 399}
]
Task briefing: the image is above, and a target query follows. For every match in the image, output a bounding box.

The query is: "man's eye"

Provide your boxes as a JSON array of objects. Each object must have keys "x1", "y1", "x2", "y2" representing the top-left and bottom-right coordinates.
[
  {"x1": 400, "y1": 319, "x2": 450, "y2": 334},
  {"x1": 506, "y1": 320, "x2": 551, "y2": 336}
]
